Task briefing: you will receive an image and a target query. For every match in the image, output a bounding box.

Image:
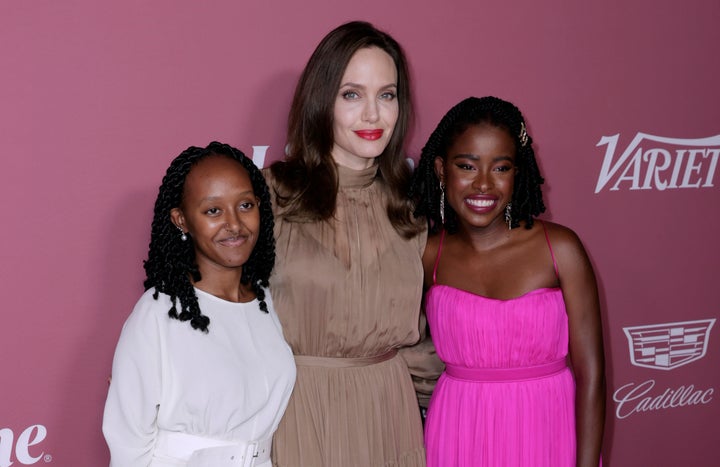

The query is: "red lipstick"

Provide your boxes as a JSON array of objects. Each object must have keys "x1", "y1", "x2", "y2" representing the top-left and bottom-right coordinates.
[{"x1": 354, "y1": 129, "x2": 383, "y2": 140}]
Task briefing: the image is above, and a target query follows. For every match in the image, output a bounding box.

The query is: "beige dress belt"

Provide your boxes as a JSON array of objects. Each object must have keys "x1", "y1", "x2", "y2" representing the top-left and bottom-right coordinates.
[{"x1": 294, "y1": 349, "x2": 398, "y2": 368}]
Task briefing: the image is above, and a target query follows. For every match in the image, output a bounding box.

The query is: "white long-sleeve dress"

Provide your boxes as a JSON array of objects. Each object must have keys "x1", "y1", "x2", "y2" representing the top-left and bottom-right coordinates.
[{"x1": 102, "y1": 287, "x2": 296, "y2": 467}]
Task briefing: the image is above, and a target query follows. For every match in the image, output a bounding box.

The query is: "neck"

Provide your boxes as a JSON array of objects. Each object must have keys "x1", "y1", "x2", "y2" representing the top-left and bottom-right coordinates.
[
  {"x1": 457, "y1": 219, "x2": 513, "y2": 252},
  {"x1": 192, "y1": 268, "x2": 255, "y2": 303}
]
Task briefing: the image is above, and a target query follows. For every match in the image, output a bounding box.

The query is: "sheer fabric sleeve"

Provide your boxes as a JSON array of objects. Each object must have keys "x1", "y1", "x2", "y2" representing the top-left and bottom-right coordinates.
[
  {"x1": 398, "y1": 227, "x2": 444, "y2": 409},
  {"x1": 399, "y1": 310, "x2": 445, "y2": 409}
]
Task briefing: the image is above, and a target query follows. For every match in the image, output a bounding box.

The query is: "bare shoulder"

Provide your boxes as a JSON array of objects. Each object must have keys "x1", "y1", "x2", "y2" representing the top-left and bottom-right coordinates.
[
  {"x1": 423, "y1": 232, "x2": 442, "y2": 268},
  {"x1": 539, "y1": 220, "x2": 585, "y2": 253},
  {"x1": 539, "y1": 220, "x2": 595, "y2": 282},
  {"x1": 422, "y1": 232, "x2": 442, "y2": 286}
]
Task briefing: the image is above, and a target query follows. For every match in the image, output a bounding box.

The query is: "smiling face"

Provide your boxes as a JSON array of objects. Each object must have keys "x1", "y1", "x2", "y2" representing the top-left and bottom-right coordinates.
[
  {"x1": 435, "y1": 123, "x2": 517, "y2": 232},
  {"x1": 331, "y1": 46, "x2": 399, "y2": 170},
  {"x1": 170, "y1": 155, "x2": 260, "y2": 278}
]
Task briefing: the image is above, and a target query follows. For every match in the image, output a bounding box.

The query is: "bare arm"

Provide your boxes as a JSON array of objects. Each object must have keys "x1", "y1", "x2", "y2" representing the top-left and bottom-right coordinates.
[{"x1": 552, "y1": 225, "x2": 605, "y2": 467}]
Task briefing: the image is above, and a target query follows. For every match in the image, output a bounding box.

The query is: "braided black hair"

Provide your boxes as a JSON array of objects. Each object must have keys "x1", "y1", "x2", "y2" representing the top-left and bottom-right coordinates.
[
  {"x1": 410, "y1": 96, "x2": 545, "y2": 234},
  {"x1": 143, "y1": 141, "x2": 276, "y2": 333}
]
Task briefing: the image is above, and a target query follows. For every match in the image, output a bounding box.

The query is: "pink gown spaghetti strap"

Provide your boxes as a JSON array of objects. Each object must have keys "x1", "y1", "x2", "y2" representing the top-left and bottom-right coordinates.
[{"x1": 424, "y1": 223, "x2": 577, "y2": 466}]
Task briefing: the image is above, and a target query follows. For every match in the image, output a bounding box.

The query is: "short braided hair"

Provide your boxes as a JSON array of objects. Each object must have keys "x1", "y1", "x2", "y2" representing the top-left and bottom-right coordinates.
[
  {"x1": 143, "y1": 141, "x2": 275, "y2": 333},
  {"x1": 410, "y1": 96, "x2": 545, "y2": 234}
]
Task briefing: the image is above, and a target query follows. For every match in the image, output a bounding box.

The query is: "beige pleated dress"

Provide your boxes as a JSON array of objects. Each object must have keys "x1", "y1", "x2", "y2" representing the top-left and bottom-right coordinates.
[{"x1": 264, "y1": 164, "x2": 427, "y2": 467}]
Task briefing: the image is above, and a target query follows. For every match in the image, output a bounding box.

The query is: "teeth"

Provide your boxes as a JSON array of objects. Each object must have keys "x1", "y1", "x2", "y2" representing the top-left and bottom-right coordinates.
[{"x1": 466, "y1": 199, "x2": 495, "y2": 208}]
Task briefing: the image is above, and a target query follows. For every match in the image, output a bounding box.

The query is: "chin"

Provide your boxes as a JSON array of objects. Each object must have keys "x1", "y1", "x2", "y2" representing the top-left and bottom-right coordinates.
[{"x1": 360, "y1": 147, "x2": 388, "y2": 159}]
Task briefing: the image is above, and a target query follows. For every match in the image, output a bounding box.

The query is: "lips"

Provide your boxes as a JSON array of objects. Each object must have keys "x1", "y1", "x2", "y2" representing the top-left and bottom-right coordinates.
[
  {"x1": 218, "y1": 234, "x2": 249, "y2": 247},
  {"x1": 464, "y1": 196, "x2": 497, "y2": 213},
  {"x1": 354, "y1": 129, "x2": 383, "y2": 140}
]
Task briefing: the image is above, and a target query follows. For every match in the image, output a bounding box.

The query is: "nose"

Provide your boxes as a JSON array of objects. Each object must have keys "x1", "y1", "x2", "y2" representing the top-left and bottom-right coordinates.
[
  {"x1": 224, "y1": 211, "x2": 242, "y2": 232},
  {"x1": 362, "y1": 98, "x2": 379, "y2": 123},
  {"x1": 472, "y1": 170, "x2": 491, "y2": 192}
]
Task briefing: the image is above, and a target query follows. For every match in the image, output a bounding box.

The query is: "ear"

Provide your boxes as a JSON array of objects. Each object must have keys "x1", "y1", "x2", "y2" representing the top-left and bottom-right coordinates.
[
  {"x1": 434, "y1": 157, "x2": 445, "y2": 184},
  {"x1": 170, "y1": 208, "x2": 185, "y2": 231}
]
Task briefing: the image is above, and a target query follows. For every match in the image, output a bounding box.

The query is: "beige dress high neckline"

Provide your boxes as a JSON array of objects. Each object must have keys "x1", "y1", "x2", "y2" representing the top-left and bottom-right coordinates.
[
  {"x1": 336, "y1": 162, "x2": 377, "y2": 188},
  {"x1": 264, "y1": 166, "x2": 427, "y2": 466}
]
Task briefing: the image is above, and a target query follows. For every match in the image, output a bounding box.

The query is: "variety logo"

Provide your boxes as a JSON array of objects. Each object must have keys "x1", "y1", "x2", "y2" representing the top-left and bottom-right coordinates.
[
  {"x1": 0, "y1": 425, "x2": 50, "y2": 466},
  {"x1": 623, "y1": 319, "x2": 716, "y2": 370},
  {"x1": 594, "y1": 133, "x2": 720, "y2": 193}
]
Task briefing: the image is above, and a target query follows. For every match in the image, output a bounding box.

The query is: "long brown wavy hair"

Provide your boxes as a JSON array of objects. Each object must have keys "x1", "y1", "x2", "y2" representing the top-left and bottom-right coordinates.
[{"x1": 269, "y1": 21, "x2": 422, "y2": 238}]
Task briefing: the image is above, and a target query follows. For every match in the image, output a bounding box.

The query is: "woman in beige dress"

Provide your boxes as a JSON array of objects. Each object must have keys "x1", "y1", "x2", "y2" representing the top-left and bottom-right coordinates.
[{"x1": 264, "y1": 21, "x2": 428, "y2": 466}]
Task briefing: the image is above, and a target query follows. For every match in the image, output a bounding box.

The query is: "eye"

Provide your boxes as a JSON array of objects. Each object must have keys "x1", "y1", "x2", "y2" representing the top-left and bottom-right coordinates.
[
  {"x1": 204, "y1": 207, "x2": 221, "y2": 216},
  {"x1": 455, "y1": 163, "x2": 475, "y2": 171},
  {"x1": 380, "y1": 91, "x2": 396, "y2": 100},
  {"x1": 494, "y1": 164, "x2": 514, "y2": 173},
  {"x1": 239, "y1": 201, "x2": 256, "y2": 211},
  {"x1": 341, "y1": 90, "x2": 359, "y2": 100}
]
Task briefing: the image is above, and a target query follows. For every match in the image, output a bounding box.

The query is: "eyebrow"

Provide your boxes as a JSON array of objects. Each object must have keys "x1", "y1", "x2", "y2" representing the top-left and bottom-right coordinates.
[
  {"x1": 199, "y1": 190, "x2": 255, "y2": 202},
  {"x1": 451, "y1": 154, "x2": 514, "y2": 163},
  {"x1": 339, "y1": 82, "x2": 397, "y2": 90}
]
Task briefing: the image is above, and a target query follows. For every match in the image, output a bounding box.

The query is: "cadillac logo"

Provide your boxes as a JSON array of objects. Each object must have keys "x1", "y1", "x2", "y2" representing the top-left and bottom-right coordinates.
[{"x1": 623, "y1": 319, "x2": 716, "y2": 370}]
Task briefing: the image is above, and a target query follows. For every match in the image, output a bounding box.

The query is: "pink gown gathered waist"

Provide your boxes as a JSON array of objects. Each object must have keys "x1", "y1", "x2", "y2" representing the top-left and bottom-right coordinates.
[{"x1": 445, "y1": 358, "x2": 568, "y2": 382}]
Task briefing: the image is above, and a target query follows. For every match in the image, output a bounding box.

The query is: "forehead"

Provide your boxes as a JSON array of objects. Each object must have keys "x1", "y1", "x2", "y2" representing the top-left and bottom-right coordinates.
[
  {"x1": 184, "y1": 156, "x2": 252, "y2": 193},
  {"x1": 448, "y1": 123, "x2": 516, "y2": 158},
  {"x1": 341, "y1": 46, "x2": 397, "y2": 83}
]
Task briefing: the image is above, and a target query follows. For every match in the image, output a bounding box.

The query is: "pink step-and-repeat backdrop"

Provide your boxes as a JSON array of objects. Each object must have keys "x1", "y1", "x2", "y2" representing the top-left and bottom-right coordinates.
[{"x1": 1, "y1": 1, "x2": 718, "y2": 465}]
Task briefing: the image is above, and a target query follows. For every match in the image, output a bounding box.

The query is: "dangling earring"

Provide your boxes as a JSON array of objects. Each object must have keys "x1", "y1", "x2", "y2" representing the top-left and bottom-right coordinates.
[
  {"x1": 439, "y1": 182, "x2": 446, "y2": 225},
  {"x1": 504, "y1": 203, "x2": 513, "y2": 230},
  {"x1": 177, "y1": 225, "x2": 188, "y2": 241}
]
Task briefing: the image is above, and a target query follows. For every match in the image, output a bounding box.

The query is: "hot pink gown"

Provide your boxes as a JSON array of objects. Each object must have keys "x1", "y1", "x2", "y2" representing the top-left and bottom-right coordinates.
[{"x1": 424, "y1": 228, "x2": 576, "y2": 466}]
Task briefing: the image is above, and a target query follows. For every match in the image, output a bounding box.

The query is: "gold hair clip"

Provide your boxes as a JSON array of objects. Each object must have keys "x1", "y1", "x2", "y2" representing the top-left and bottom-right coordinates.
[{"x1": 519, "y1": 122, "x2": 529, "y2": 147}]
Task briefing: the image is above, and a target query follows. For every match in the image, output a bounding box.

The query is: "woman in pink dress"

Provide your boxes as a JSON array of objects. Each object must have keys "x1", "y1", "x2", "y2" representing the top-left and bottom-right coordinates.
[{"x1": 410, "y1": 96, "x2": 605, "y2": 466}]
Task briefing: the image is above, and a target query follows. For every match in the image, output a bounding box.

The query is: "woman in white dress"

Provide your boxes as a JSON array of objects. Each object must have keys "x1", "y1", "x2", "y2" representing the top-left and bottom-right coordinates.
[{"x1": 103, "y1": 142, "x2": 296, "y2": 467}]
